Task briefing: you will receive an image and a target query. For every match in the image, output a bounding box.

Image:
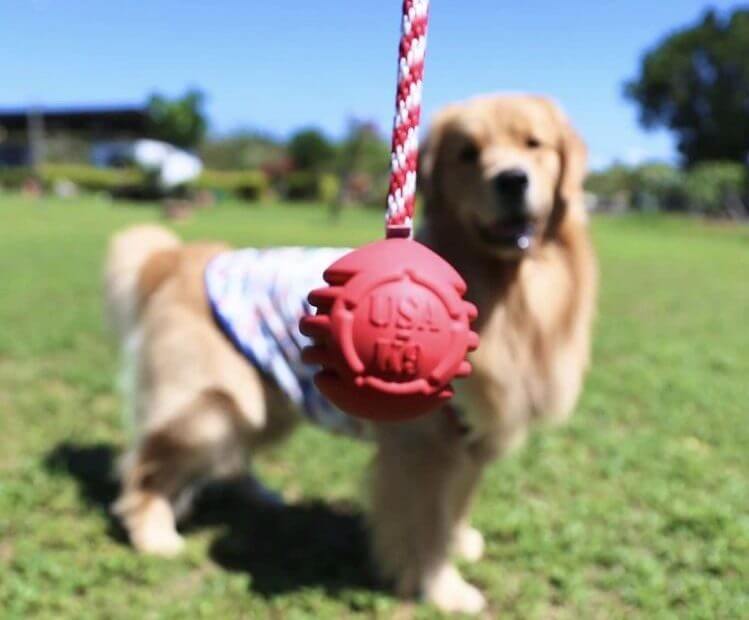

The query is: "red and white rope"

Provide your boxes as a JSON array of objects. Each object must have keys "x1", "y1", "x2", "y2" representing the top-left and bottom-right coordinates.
[{"x1": 386, "y1": 0, "x2": 430, "y2": 239}]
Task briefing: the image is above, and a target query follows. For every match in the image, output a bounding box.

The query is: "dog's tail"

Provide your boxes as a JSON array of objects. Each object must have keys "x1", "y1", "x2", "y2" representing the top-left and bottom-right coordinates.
[{"x1": 104, "y1": 224, "x2": 181, "y2": 341}]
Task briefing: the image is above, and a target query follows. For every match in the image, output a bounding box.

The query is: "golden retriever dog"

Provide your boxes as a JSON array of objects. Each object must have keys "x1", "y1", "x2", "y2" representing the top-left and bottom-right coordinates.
[{"x1": 104, "y1": 94, "x2": 596, "y2": 614}]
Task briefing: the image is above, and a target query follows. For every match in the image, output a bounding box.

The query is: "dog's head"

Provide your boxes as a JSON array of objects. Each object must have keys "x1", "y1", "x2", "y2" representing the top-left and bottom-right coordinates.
[{"x1": 420, "y1": 94, "x2": 587, "y2": 258}]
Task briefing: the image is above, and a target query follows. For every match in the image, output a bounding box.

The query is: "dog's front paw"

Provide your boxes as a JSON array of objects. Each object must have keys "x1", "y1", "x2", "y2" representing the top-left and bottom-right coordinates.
[
  {"x1": 453, "y1": 525, "x2": 485, "y2": 563},
  {"x1": 132, "y1": 526, "x2": 185, "y2": 557},
  {"x1": 121, "y1": 497, "x2": 185, "y2": 557},
  {"x1": 424, "y1": 564, "x2": 486, "y2": 615}
]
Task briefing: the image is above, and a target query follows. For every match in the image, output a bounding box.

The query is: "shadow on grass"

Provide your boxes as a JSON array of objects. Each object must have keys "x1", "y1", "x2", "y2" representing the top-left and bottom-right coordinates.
[
  {"x1": 44, "y1": 441, "x2": 127, "y2": 543},
  {"x1": 194, "y1": 486, "x2": 378, "y2": 597},
  {"x1": 44, "y1": 442, "x2": 379, "y2": 598}
]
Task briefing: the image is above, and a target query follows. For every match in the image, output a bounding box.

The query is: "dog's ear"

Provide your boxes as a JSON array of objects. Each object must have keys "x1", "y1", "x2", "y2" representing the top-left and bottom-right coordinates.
[
  {"x1": 418, "y1": 121, "x2": 441, "y2": 203},
  {"x1": 557, "y1": 117, "x2": 588, "y2": 223},
  {"x1": 418, "y1": 107, "x2": 458, "y2": 204},
  {"x1": 529, "y1": 96, "x2": 587, "y2": 235}
]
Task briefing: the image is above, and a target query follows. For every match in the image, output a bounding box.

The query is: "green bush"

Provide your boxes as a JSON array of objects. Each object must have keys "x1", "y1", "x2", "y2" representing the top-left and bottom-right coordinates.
[
  {"x1": 194, "y1": 170, "x2": 268, "y2": 201},
  {"x1": 0, "y1": 165, "x2": 271, "y2": 201},
  {"x1": 585, "y1": 161, "x2": 748, "y2": 217},
  {"x1": 199, "y1": 133, "x2": 287, "y2": 171},
  {"x1": 0, "y1": 167, "x2": 35, "y2": 190},
  {"x1": 0, "y1": 165, "x2": 143, "y2": 193},
  {"x1": 585, "y1": 164, "x2": 635, "y2": 201},
  {"x1": 631, "y1": 163, "x2": 686, "y2": 211},
  {"x1": 358, "y1": 173, "x2": 389, "y2": 208},
  {"x1": 684, "y1": 161, "x2": 747, "y2": 216},
  {"x1": 40, "y1": 164, "x2": 143, "y2": 193},
  {"x1": 318, "y1": 173, "x2": 341, "y2": 204},
  {"x1": 285, "y1": 171, "x2": 318, "y2": 200},
  {"x1": 285, "y1": 171, "x2": 339, "y2": 202},
  {"x1": 287, "y1": 129, "x2": 336, "y2": 172}
]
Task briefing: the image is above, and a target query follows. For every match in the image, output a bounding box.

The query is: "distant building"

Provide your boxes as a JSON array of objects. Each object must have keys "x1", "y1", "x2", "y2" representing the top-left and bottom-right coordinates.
[{"x1": 0, "y1": 104, "x2": 148, "y2": 167}]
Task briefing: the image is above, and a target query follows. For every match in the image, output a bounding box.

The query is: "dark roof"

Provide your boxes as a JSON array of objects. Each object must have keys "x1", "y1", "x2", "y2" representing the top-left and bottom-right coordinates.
[{"x1": 0, "y1": 104, "x2": 149, "y2": 134}]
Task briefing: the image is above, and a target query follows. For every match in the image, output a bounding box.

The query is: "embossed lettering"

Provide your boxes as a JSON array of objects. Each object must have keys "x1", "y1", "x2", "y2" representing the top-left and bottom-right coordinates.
[
  {"x1": 396, "y1": 296, "x2": 418, "y2": 329},
  {"x1": 368, "y1": 294, "x2": 442, "y2": 334},
  {"x1": 374, "y1": 337, "x2": 421, "y2": 377},
  {"x1": 369, "y1": 295, "x2": 392, "y2": 327},
  {"x1": 419, "y1": 301, "x2": 441, "y2": 332},
  {"x1": 401, "y1": 341, "x2": 420, "y2": 376}
]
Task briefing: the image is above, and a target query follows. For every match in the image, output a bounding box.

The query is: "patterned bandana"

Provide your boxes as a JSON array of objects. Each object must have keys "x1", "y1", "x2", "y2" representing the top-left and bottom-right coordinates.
[{"x1": 205, "y1": 247, "x2": 371, "y2": 439}]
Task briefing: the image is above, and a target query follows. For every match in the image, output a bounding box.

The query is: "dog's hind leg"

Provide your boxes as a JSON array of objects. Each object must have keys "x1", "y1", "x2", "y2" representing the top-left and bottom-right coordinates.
[{"x1": 113, "y1": 389, "x2": 246, "y2": 556}]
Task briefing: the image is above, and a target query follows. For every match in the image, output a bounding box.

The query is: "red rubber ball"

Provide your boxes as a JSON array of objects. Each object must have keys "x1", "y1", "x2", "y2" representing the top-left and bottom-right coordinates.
[{"x1": 300, "y1": 238, "x2": 479, "y2": 421}]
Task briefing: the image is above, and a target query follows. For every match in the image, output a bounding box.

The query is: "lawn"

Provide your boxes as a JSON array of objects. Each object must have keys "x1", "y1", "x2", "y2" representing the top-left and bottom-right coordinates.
[{"x1": 0, "y1": 194, "x2": 748, "y2": 619}]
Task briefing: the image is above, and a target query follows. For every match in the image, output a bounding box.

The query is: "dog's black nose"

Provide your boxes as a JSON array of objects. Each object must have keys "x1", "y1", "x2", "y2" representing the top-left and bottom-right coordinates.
[{"x1": 492, "y1": 169, "x2": 529, "y2": 197}]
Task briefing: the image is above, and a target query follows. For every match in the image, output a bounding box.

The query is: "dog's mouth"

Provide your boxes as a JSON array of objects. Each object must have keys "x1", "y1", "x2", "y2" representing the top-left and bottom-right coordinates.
[{"x1": 475, "y1": 216, "x2": 537, "y2": 252}]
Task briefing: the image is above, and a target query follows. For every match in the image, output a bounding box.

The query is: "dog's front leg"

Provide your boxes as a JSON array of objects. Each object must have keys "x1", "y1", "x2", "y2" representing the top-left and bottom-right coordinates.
[
  {"x1": 447, "y1": 446, "x2": 486, "y2": 564},
  {"x1": 371, "y1": 416, "x2": 487, "y2": 615}
]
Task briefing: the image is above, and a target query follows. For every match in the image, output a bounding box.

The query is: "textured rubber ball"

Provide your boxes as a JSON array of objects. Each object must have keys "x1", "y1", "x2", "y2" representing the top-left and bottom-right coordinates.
[{"x1": 300, "y1": 238, "x2": 479, "y2": 421}]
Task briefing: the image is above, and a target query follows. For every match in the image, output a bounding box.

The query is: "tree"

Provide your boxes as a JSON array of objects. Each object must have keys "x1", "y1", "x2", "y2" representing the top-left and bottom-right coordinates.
[
  {"x1": 336, "y1": 120, "x2": 390, "y2": 178},
  {"x1": 625, "y1": 8, "x2": 749, "y2": 166},
  {"x1": 287, "y1": 128, "x2": 335, "y2": 172},
  {"x1": 146, "y1": 89, "x2": 208, "y2": 149},
  {"x1": 335, "y1": 119, "x2": 390, "y2": 208},
  {"x1": 199, "y1": 131, "x2": 287, "y2": 171}
]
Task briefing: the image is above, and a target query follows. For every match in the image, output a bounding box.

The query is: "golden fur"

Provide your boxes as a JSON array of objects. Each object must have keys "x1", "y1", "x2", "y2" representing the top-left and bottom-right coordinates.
[{"x1": 105, "y1": 94, "x2": 597, "y2": 614}]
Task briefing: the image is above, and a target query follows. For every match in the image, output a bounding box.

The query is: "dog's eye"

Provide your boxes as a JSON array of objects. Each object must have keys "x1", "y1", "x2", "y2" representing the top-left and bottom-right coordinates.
[
  {"x1": 459, "y1": 143, "x2": 479, "y2": 164},
  {"x1": 526, "y1": 136, "x2": 542, "y2": 149}
]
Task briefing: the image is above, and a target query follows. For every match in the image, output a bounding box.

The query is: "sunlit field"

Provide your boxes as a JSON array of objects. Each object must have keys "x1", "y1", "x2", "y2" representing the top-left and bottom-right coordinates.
[{"x1": 1, "y1": 195, "x2": 748, "y2": 618}]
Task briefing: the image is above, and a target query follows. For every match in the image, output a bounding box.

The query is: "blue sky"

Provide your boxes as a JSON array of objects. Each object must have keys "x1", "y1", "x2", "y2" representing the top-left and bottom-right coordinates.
[{"x1": 1, "y1": 1, "x2": 743, "y2": 168}]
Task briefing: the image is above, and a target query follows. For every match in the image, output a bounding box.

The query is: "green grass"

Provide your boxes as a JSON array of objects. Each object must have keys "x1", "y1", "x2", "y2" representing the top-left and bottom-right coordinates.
[{"x1": 0, "y1": 194, "x2": 748, "y2": 619}]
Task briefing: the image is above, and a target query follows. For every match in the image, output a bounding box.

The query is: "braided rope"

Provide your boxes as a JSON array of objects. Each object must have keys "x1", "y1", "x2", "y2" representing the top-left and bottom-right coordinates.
[{"x1": 385, "y1": 0, "x2": 430, "y2": 239}]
